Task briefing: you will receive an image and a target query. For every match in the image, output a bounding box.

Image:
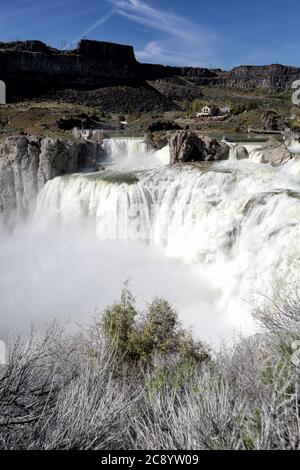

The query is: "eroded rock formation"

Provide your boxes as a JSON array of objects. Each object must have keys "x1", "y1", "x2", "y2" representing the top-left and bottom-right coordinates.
[
  {"x1": 169, "y1": 131, "x2": 229, "y2": 164},
  {"x1": 0, "y1": 135, "x2": 100, "y2": 227}
]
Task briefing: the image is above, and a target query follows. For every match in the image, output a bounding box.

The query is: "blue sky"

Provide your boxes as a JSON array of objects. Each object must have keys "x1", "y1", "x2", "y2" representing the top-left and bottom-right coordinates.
[{"x1": 0, "y1": 0, "x2": 300, "y2": 69}]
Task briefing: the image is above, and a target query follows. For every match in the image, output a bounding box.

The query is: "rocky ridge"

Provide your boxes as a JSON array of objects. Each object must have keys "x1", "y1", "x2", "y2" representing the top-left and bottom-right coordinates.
[{"x1": 1, "y1": 40, "x2": 299, "y2": 112}]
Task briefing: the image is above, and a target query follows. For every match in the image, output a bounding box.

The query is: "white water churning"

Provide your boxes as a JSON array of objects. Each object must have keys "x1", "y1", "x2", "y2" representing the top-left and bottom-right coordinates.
[
  {"x1": 34, "y1": 141, "x2": 300, "y2": 323},
  {"x1": 3, "y1": 137, "x2": 300, "y2": 343}
]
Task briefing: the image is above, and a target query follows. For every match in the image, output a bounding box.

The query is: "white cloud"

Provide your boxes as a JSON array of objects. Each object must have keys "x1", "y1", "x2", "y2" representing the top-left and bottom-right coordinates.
[{"x1": 71, "y1": 0, "x2": 218, "y2": 66}]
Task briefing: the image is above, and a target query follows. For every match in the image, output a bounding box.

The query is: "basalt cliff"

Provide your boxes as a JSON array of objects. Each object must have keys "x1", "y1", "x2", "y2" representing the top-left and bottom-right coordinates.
[{"x1": 1, "y1": 39, "x2": 300, "y2": 112}]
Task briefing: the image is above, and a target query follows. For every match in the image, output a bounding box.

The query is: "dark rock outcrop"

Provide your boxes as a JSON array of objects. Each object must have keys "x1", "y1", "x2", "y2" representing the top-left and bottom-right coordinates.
[
  {"x1": 1, "y1": 39, "x2": 300, "y2": 112},
  {"x1": 169, "y1": 131, "x2": 229, "y2": 164},
  {"x1": 0, "y1": 39, "x2": 216, "y2": 110},
  {"x1": 225, "y1": 64, "x2": 300, "y2": 92},
  {"x1": 0, "y1": 40, "x2": 140, "y2": 101},
  {"x1": 169, "y1": 131, "x2": 203, "y2": 164},
  {"x1": 57, "y1": 114, "x2": 115, "y2": 131},
  {"x1": 77, "y1": 40, "x2": 137, "y2": 64},
  {"x1": 51, "y1": 85, "x2": 175, "y2": 113}
]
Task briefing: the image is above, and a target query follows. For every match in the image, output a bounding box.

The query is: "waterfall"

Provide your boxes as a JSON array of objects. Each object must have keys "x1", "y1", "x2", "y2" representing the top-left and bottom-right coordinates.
[
  {"x1": 226, "y1": 140, "x2": 264, "y2": 162},
  {"x1": 34, "y1": 158, "x2": 300, "y2": 309},
  {"x1": 288, "y1": 140, "x2": 300, "y2": 155},
  {"x1": 3, "y1": 136, "x2": 300, "y2": 342},
  {"x1": 102, "y1": 137, "x2": 170, "y2": 168}
]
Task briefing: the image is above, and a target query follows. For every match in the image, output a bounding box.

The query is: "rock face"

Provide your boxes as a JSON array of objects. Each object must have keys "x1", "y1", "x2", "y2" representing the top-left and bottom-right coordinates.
[
  {"x1": 0, "y1": 40, "x2": 139, "y2": 100},
  {"x1": 260, "y1": 142, "x2": 292, "y2": 166},
  {"x1": 1, "y1": 39, "x2": 300, "y2": 112},
  {"x1": 0, "y1": 135, "x2": 100, "y2": 228},
  {"x1": 225, "y1": 64, "x2": 300, "y2": 92},
  {"x1": 169, "y1": 131, "x2": 229, "y2": 164},
  {"x1": 169, "y1": 131, "x2": 203, "y2": 164},
  {"x1": 0, "y1": 39, "x2": 215, "y2": 106}
]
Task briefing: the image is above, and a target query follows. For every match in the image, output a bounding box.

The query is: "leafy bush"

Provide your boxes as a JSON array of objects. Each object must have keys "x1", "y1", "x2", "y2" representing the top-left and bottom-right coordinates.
[{"x1": 101, "y1": 288, "x2": 208, "y2": 368}]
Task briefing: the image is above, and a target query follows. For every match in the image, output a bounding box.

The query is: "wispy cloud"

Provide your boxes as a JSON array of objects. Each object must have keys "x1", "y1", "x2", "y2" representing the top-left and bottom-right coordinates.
[
  {"x1": 66, "y1": 9, "x2": 116, "y2": 48},
  {"x1": 70, "y1": 0, "x2": 218, "y2": 67}
]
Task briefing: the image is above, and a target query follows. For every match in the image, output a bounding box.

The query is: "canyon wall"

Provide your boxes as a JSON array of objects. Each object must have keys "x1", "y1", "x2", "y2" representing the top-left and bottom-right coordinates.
[
  {"x1": 225, "y1": 64, "x2": 300, "y2": 91},
  {"x1": 0, "y1": 39, "x2": 215, "y2": 101},
  {"x1": 1, "y1": 39, "x2": 300, "y2": 111},
  {"x1": 0, "y1": 135, "x2": 99, "y2": 228}
]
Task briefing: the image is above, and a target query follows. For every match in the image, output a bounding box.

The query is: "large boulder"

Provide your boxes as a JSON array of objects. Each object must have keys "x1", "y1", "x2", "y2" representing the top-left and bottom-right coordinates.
[
  {"x1": 235, "y1": 144, "x2": 249, "y2": 160},
  {"x1": 169, "y1": 131, "x2": 229, "y2": 164},
  {"x1": 201, "y1": 136, "x2": 230, "y2": 161},
  {"x1": 169, "y1": 131, "x2": 203, "y2": 164},
  {"x1": 260, "y1": 142, "x2": 292, "y2": 166}
]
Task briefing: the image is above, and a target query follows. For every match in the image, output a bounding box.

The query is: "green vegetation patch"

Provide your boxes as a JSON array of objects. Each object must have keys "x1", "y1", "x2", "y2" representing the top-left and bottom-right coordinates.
[{"x1": 92, "y1": 170, "x2": 140, "y2": 185}]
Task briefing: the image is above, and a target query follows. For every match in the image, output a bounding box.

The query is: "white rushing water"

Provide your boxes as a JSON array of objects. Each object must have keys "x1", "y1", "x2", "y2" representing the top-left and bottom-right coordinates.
[
  {"x1": 2, "y1": 137, "x2": 300, "y2": 344},
  {"x1": 226, "y1": 140, "x2": 264, "y2": 163},
  {"x1": 102, "y1": 137, "x2": 170, "y2": 168}
]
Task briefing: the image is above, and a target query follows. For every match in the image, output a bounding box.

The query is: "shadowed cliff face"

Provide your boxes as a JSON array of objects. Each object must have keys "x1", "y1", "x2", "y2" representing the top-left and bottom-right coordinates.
[
  {"x1": 0, "y1": 39, "x2": 217, "y2": 104},
  {"x1": 0, "y1": 40, "x2": 140, "y2": 100},
  {"x1": 1, "y1": 39, "x2": 300, "y2": 111}
]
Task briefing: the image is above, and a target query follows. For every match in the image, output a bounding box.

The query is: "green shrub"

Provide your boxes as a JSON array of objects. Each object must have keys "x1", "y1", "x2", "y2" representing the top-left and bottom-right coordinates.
[{"x1": 101, "y1": 289, "x2": 209, "y2": 368}]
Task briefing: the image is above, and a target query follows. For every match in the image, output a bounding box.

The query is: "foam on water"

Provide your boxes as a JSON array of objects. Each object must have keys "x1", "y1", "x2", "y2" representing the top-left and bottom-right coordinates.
[{"x1": 102, "y1": 137, "x2": 170, "y2": 168}]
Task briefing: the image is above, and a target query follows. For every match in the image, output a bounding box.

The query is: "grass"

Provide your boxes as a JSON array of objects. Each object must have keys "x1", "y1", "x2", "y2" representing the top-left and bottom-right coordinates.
[
  {"x1": 93, "y1": 171, "x2": 140, "y2": 185},
  {"x1": 0, "y1": 83, "x2": 298, "y2": 143}
]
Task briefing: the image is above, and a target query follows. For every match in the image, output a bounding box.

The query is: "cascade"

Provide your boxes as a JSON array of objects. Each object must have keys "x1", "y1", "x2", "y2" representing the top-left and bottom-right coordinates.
[{"x1": 3, "y1": 136, "x2": 300, "y2": 341}]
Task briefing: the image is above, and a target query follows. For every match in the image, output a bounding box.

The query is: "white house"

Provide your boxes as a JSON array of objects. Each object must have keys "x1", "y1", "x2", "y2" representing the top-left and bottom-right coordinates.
[
  {"x1": 0, "y1": 80, "x2": 6, "y2": 105},
  {"x1": 196, "y1": 105, "x2": 219, "y2": 118}
]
